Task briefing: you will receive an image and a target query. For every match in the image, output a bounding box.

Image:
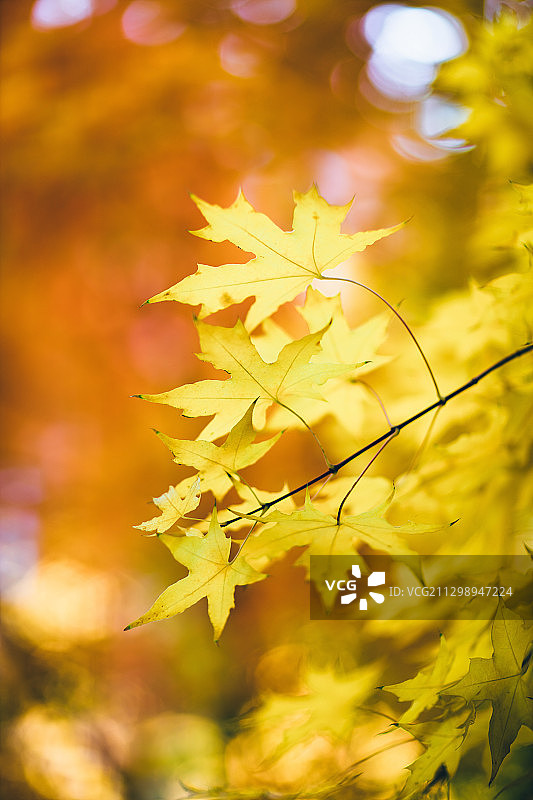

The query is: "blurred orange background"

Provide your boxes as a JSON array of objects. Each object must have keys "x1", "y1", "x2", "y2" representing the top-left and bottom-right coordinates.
[{"x1": 1, "y1": 1, "x2": 531, "y2": 798}]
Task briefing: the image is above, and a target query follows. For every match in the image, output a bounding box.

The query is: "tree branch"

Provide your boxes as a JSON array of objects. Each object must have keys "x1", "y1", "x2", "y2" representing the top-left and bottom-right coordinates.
[{"x1": 220, "y1": 343, "x2": 532, "y2": 528}]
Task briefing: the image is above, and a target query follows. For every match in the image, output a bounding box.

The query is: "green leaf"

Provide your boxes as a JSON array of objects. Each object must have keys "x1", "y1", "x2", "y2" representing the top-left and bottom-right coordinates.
[{"x1": 443, "y1": 605, "x2": 533, "y2": 784}]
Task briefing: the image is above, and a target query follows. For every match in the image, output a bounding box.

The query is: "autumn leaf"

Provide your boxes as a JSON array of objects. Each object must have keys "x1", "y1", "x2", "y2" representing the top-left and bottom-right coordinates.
[
  {"x1": 297, "y1": 288, "x2": 390, "y2": 376},
  {"x1": 383, "y1": 635, "x2": 455, "y2": 724},
  {"x1": 443, "y1": 605, "x2": 533, "y2": 783},
  {"x1": 241, "y1": 494, "x2": 440, "y2": 609},
  {"x1": 134, "y1": 475, "x2": 201, "y2": 535},
  {"x1": 244, "y1": 493, "x2": 428, "y2": 574},
  {"x1": 146, "y1": 186, "x2": 403, "y2": 331},
  {"x1": 137, "y1": 318, "x2": 354, "y2": 441},
  {"x1": 153, "y1": 402, "x2": 281, "y2": 501},
  {"x1": 247, "y1": 664, "x2": 377, "y2": 761},
  {"x1": 254, "y1": 288, "x2": 391, "y2": 433},
  {"x1": 398, "y1": 711, "x2": 473, "y2": 798},
  {"x1": 126, "y1": 507, "x2": 266, "y2": 640}
]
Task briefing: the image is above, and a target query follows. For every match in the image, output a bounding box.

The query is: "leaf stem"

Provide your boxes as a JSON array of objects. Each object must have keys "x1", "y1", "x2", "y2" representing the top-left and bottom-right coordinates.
[
  {"x1": 356, "y1": 379, "x2": 393, "y2": 428},
  {"x1": 275, "y1": 397, "x2": 332, "y2": 468},
  {"x1": 401, "y1": 405, "x2": 442, "y2": 481},
  {"x1": 321, "y1": 275, "x2": 443, "y2": 402},
  {"x1": 226, "y1": 470, "x2": 263, "y2": 507},
  {"x1": 220, "y1": 343, "x2": 532, "y2": 528},
  {"x1": 336, "y1": 430, "x2": 399, "y2": 525},
  {"x1": 230, "y1": 518, "x2": 260, "y2": 563}
]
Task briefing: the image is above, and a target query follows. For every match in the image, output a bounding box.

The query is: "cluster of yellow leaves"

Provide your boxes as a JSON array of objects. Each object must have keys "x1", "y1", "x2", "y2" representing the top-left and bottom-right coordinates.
[
  {"x1": 129, "y1": 185, "x2": 414, "y2": 641},
  {"x1": 243, "y1": 662, "x2": 378, "y2": 761},
  {"x1": 383, "y1": 607, "x2": 533, "y2": 794},
  {"x1": 129, "y1": 177, "x2": 533, "y2": 796},
  {"x1": 436, "y1": 13, "x2": 533, "y2": 175}
]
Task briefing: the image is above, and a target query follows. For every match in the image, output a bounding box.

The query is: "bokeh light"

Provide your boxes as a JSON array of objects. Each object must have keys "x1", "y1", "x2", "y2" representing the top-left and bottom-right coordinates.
[
  {"x1": 230, "y1": 0, "x2": 296, "y2": 26},
  {"x1": 363, "y1": 4, "x2": 467, "y2": 99},
  {"x1": 32, "y1": 0, "x2": 93, "y2": 29},
  {"x1": 121, "y1": 1, "x2": 186, "y2": 46},
  {"x1": 219, "y1": 34, "x2": 259, "y2": 78},
  {"x1": 31, "y1": 0, "x2": 116, "y2": 29},
  {"x1": 359, "y1": 3, "x2": 470, "y2": 159}
]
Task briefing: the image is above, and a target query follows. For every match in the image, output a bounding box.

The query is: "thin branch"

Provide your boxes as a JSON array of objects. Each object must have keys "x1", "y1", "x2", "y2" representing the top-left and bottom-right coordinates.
[
  {"x1": 336, "y1": 430, "x2": 399, "y2": 525},
  {"x1": 275, "y1": 397, "x2": 332, "y2": 468},
  {"x1": 220, "y1": 344, "x2": 532, "y2": 528}
]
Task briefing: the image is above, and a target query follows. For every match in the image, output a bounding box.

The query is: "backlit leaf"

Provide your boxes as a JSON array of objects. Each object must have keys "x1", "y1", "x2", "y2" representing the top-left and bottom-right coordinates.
[
  {"x1": 138, "y1": 318, "x2": 353, "y2": 440},
  {"x1": 147, "y1": 186, "x2": 403, "y2": 330},
  {"x1": 443, "y1": 605, "x2": 533, "y2": 783},
  {"x1": 383, "y1": 635, "x2": 455, "y2": 724},
  {"x1": 247, "y1": 664, "x2": 377, "y2": 761},
  {"x1": 154, "y1": 402, "x2": 281, "y2": 501},
  {"x1": 244, "y1": 493, "x2": 430, "y2": 573},
  {"x1": 134, "y1": 475, "x2": 201, "y2": 535},
  {"x1": 399, "y1": 712, "x2": 473, "y2": 798},
  {"x1": 126, "y1": 507, "x2": 266, "y2": 641}
]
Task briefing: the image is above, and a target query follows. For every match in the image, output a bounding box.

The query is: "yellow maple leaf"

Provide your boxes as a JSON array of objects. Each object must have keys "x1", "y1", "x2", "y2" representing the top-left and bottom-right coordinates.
[
  {"x1": 126, "y1": 507, "x2": 266, "y2": 641},
  {"x1": 297, "y1": 288, "x2": 390, "y2": 373},
  {"x1": 247, "y1": 663, "x2": 377, "y2": 760},
  {"x1": 244, "y1": 493, "x2": 422, "y2": 573},
  {"x1": 253, "y1": 288, "x2": 391, "y2": 432},
  {"x1": 154, "y1": 402, "x2": 281, "y2": 500},
  {"x1": 134, "y1": 475, "x2": 201, "y2": 535},
  {"x1": 146, "y1": 186, "x2": 403, "y2": 331},
  {"x1": 137, "y1": 318, "x2": 353, "y2": 441}
]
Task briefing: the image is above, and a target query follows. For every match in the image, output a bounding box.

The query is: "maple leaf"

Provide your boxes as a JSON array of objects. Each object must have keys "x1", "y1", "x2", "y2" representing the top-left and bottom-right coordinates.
[
  {"x1": 253, "y1": 288, "x2": 391, "y2": 433},
  {"x1": 383, "y1": 635, "x2": 455, "y2": 724},
  {"x1": 137, "y1": 318, "x2": 353, "y2": 441},
  {"x1": 297, "y1": 288, "x2": 390, "y2": 375},
  {"x1": 125, "y1": 507, "x2": 266, "y2": 640},
  {"x1": 443, "y1": 605, "x2": 533, "y2": 784},
  {"x1": 134, "y1": 475, "x2": 201, "y2": 535},
  {"x1": 153, "y1": 402, "x2": 281, "y2": 501},
  {"x1": 399, "y1": 711, "x2": 473, "y2": 799},
  {"x1": 146, "y1": 186, "x2": 403, "y2": 331},
  {"x1": 244, "y1": 494, "x2": 427, "y2": 574},
  {"x1": 248, "y1": 664, "x2": 377, "y2": 761},
  {"x1": 242, "y1": 494, "x2": 439, "y2": 609}
]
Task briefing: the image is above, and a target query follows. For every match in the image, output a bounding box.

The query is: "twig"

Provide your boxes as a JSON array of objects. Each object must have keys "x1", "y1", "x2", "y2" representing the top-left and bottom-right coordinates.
[
  {"x1": 220, "y1": 343, "x2": 532, "y2": 528},
  {"x1": 336, "y1": 431, "x2": 398, "y2": 525}
]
